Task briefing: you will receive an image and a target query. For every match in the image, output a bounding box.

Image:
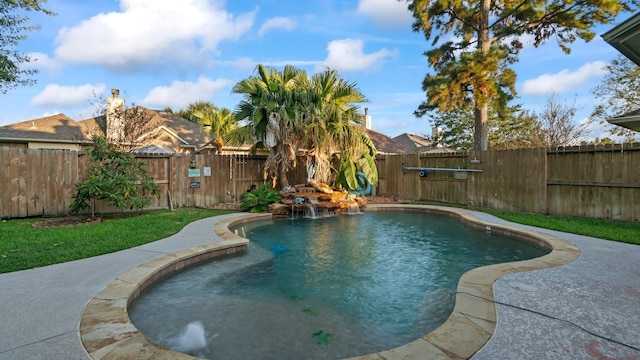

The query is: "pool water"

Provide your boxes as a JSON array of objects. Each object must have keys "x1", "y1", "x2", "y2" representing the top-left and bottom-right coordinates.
[{"x1": 129, "y1": 211, "x2": 548, "y2": 359}]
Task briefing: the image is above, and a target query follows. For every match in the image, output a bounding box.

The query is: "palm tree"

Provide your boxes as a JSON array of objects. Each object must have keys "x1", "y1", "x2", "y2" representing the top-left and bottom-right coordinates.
[
  {"x1": 231, "y1": 64, "x2": 378, "y2": 191},
  {"x1": 191, "y1": 106, "x2": 237, "y2": 153},
  {"x1": 176, "y1": 101, "x2": 218, "y2": 123},
  {"x1": 301, "y1": 69, "x2": 377, "y2": 190},
  {"x1": 231, "y1": 64, "x2": 308, "y2": 189}
]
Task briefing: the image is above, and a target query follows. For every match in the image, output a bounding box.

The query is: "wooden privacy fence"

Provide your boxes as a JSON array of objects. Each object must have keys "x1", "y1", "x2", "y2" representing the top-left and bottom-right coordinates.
[
  {"x1": 0, "y1": 147, "x2": 284, "y2": 218},
  {"x1": 377, "y1": 144, "x2": 640, "y2": 222},
  {"x1": 1, "y1": 145, "x2": 639, "y2": 221}
]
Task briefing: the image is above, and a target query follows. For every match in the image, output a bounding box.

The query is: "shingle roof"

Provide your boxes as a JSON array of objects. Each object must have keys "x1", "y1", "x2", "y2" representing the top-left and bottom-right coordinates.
[
  {"x1": 607, "y1": 108, "x2": 640, "y2": 132},
  {"x1": 361, "y1": 127, "x2": 410, "y2": 154},
  {"x1": 393, "y1": 133, "x2": 433, "y2": 152},
  {"x1": 0, "y1": 108, "x2": 214, "y2": 151},
  {"x1": 153, "y1": 110, "x2": 213, "y2": 149},
  {"x1": 0, "y1": 113, "x2": 93, "y2": 143}
]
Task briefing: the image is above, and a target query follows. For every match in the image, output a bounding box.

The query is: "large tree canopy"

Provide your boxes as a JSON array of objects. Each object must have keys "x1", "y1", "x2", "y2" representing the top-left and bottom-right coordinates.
[
  {"x1": 0, "y1": 0, "x2": 55, "y2": 93},
  {"x1": 406, "y1": 0, "x2": 638, "y2": 150}
]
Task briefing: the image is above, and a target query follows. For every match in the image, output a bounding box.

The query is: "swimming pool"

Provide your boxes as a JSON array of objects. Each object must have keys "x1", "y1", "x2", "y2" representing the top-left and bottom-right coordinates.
[{"x1": 128, "y1": 211, "x2": 548, "y2": 359}]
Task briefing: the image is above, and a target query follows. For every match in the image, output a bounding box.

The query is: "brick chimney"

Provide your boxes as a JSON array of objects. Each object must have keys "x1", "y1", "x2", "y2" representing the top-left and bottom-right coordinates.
[
  {"x1": 106, "y1": 88, "x2": 125, "y2": 143},
  {"x1": 364, "y1": 107, "x2": 372, "y2": 130}
]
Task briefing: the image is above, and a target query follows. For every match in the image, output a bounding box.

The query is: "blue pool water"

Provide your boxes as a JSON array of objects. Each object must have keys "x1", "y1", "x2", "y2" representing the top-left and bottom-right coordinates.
[{"x1": 129, "y1": 211, "x2": 548, "y2": 359}]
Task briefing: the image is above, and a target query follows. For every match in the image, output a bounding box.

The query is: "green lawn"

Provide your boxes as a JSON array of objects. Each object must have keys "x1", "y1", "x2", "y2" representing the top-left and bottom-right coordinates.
[
  {"x1": 482, "y1": 209, "x2": 640, "y2": 245},
  {"x1": 409, "y1": 201, "x2": 639, "y2": 245},
  {"x1": 0, "y1": 208, "x2": 233, "y2": 274},
  {"x1": 1, "y1": 205, "x2": 637, "y2": 275}
]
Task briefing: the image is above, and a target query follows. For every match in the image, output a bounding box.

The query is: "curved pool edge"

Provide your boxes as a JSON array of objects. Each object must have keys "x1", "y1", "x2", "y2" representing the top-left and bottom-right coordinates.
[
  {"x1": 78, "y1": 205, "x2": 580, "y2": 360},
  {"x1": 353, "y1": 204, "x2": 581, "y2": 360},
  {"x1": 78, "y1": 212, "x2": 271, "y2": 360}
]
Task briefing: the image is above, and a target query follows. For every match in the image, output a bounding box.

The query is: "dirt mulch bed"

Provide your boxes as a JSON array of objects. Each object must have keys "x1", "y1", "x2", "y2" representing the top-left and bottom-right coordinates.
[{"x1": 31, "y1": 216, "x2": 102, "y2": 228}]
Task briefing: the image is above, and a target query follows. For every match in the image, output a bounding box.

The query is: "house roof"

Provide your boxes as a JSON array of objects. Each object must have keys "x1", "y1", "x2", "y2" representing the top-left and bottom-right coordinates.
[
  {"x1": 602, "y1": 12, "x2": 640, "y2": 67},
  {"x1": 0, "y1": 113, "x2": 93, "y2": 144},
  {"x1": 602, "y1": 14, "x2": 640, "y2": 133},
  {"x1": 125, "y1": 109, "x2": 214, "y2": 151},
  {"x1": 393, "y1": 133, "x2": 432, "y2": 152},
  {"x1": 361, "y1": 127, "x2": 410, "y2": 154},
  {"x1": 0, "y1": 107, "x2": 215, "y2": 152},
  {"x1": 130, "y1": 144, "x2": 175, "y2": 154},
  {"x1": 606, "y1": 108, "x2": 640, "y2": 132}
]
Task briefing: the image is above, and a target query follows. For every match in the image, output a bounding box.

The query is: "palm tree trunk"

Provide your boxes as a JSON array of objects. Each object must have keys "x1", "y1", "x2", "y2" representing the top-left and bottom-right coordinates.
[{"x1": 278, "y1": 164, "x2": 290, "y2": 189}]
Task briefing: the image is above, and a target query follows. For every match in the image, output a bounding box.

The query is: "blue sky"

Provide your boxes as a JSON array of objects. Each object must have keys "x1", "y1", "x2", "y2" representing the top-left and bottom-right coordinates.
[{"x1": 1, "y1": 0, "x2": 635, "y2": 138}]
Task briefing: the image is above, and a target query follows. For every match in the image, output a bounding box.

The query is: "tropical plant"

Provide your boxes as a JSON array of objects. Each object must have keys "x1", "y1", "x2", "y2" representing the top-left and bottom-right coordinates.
[
  {"x1": 176, "y1": 101, "x2": 218, "y2": 123},
  {"x1": 300, "y1": 68, "x2": 377, "y2": 191},
  {"x1": 406, "y1": 0, "x2": 637, "y2": 151},
  {"x1": 231, "y1": 64, "x2": 379, "y2": 191},
  {"x1": 70, "y1": 136, "x2": 160, "y2": 218},
  {"x1": 0, "y1": 0, "x2": 55, "y2": 93},
  {"x1": 232, "y1": 64, "x2": 308, "y2": 188},
  {"x1": 239, "y1": 183, "x2": 282, "y2": 213},
  {"x1": 192, "y1": 106, "x2": 238, "y2": 153}
]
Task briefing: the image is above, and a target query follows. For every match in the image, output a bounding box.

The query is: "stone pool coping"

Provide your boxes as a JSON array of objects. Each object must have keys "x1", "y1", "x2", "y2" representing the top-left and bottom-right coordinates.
[{"x1": 78, "y1": 205, "x2": 580, "y2": 360}]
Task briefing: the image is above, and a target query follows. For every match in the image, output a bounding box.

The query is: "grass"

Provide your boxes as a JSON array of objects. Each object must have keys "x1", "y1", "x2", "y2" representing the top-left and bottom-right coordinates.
[
  {"x1": 0, "y1": 208, "x2": 233, "y2": 274},
  {"x1": 409, "y1": 200, "x2": 640, "y2": 245},
  {"x1": 481, "y1": 209, "x2": 640, "y2": 245},
  {"x1": 1, "y1": 204, "x2": 638, "y2": 274}
]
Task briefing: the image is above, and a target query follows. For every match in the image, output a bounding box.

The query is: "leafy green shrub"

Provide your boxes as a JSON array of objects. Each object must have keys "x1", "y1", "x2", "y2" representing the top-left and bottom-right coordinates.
[
  {"x1": 70, "y1": 136, "x2": 160, "y2": 218},
  {"x1": 240, "y1": 183, "x2": 281, "y2": 213}
]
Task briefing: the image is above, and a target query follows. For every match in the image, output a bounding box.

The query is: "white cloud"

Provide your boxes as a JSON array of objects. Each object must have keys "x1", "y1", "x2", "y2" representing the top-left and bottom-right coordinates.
[
  {"x1": 30, "y1": 83, "x2": 106, "y2": 107},
  {"x1": 258, "y1": 17, "x2": 296, "y2": 37},
  {"x1": 142, "y1": 77, "x2": 234, "y2": 108},
  {"x1": 356, "y1": 0, "x2": 412, "y2": 28},
  {"x1": 53, "y1": 0, "x2": 255, "y2": 70},
  {"x1": 316, "y1": 38, "x2": 394, "y2": 72},
  {"x1": 521, "y1": 61, "x2": 607, "y2": 95}
]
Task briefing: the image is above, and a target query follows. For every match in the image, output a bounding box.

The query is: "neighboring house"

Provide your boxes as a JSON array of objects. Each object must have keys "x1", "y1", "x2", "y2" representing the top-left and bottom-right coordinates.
[
  {"x1": 0, "y1": 113, "x2": 91, "y2": 150},
  {"x1": 605, "y1": 108, "x2": 640, "y2": 132},
  {"x1": 603, "y1": 13, "x2": 640, "y2": 132},
  {"x1": 0, "y1": 90, "x2": 219, "y2": 154},
  {"x1": 393, "y1": 133, "x2": 433, "y2": 153},
  {"x1": 0, "y1": 108, "x2": 216, "y2": 154},
  {"x1": 393, "y1": 131, "x2": 457, "y2": 153},
  {"x1": 361, "y1": 127, "x2": 410, "y2": 154}
]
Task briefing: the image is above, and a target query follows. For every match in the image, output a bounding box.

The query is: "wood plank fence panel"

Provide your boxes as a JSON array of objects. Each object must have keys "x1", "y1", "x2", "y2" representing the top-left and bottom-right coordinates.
[
  {"x1": 467, "y1": 148, "x2": 546, "y2": 213},
  {"x1": 374, "y1": 155, "x2": 387, "y2": 196},
  {"x1": 419, "y1": 153, "x2": 468, "y2": 204},
  {"x1": 9, "y1": 148, "x2": 27, "y2": 217},
  {"x1": 1, "y1": 146, "x2": 638, "y2": 221},
  {"x1": 26, "y1": 149, "x2": 40, "y2": 216},
  {"x1": 547, "y1": 145, "x2": 640, "y2": 221},
  {"x1": 0, "y1": 147, "x2": 8, "y2": 218},
  {"x1": 136, "y1": 155, "x2": 170, "y2": 209}
]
